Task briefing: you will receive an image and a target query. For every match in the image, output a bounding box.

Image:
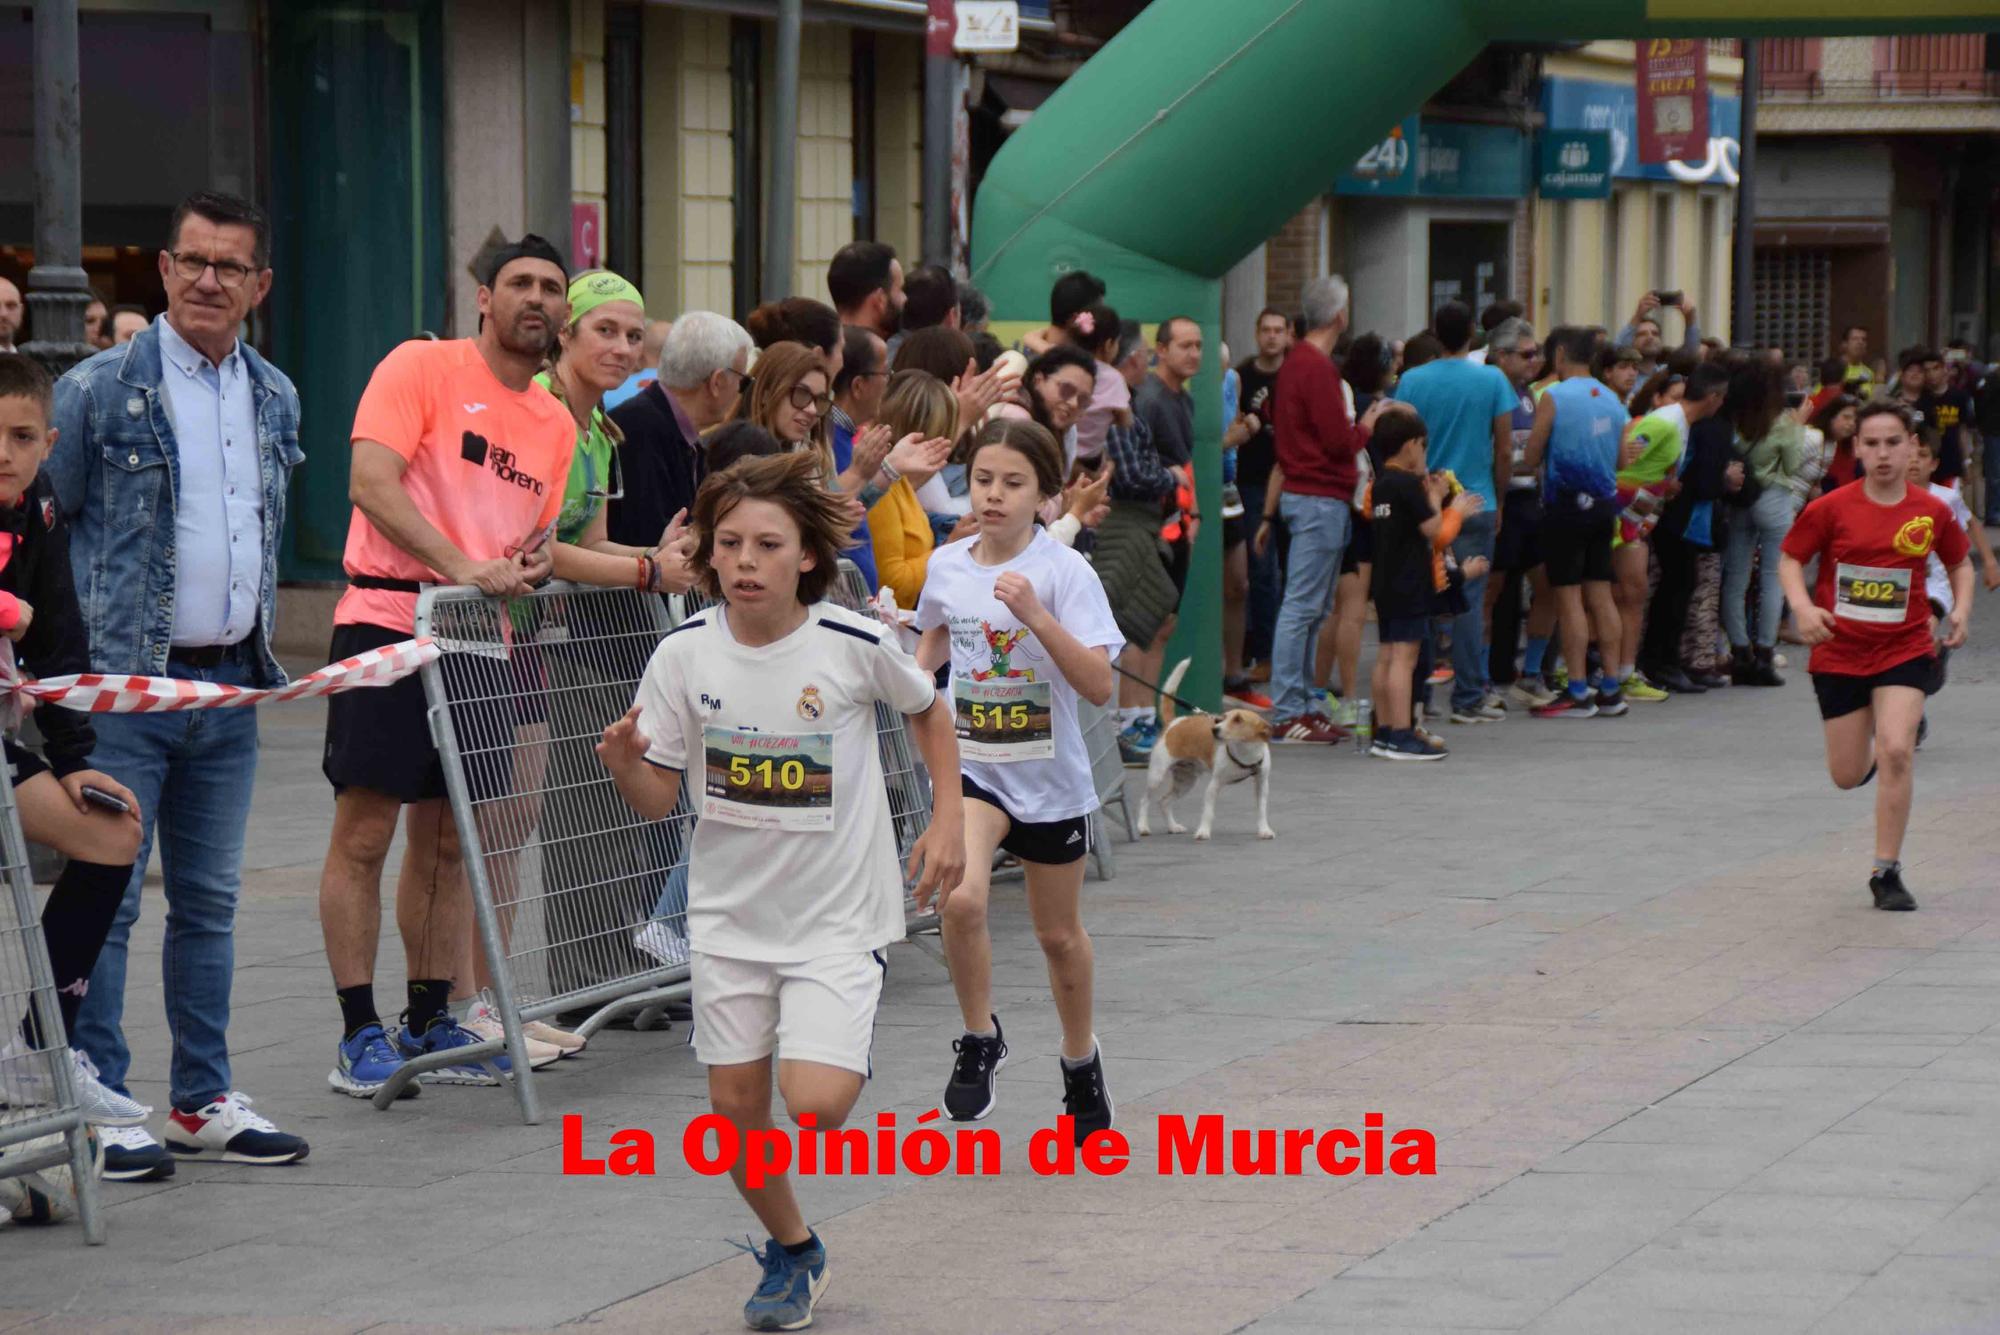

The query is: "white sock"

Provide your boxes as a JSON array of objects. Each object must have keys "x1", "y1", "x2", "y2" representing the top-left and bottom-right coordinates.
[
  {"x1": 1136, "y1": 708, "x2": 1157, "y2": 727},
  {"x1": 1060, "y1": 1039, "x2": 1099, "y2": 1069},
  {"x1": 1117, "y1": 707, "x2": 1140, "y2": 727}
]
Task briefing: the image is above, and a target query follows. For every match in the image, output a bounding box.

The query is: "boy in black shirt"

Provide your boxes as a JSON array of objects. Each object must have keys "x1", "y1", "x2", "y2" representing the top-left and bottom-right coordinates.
[
  {"x1": 1367, "y1": 410, "x2": 1452, "y2": 761},
  {"x1": 0, "y1": 355, "x2": 148, "y2": 1132}
]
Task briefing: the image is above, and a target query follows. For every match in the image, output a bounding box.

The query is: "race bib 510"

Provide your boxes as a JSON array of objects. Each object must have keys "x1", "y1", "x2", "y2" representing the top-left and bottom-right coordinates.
[{"x1": 701, "y1": 726, "x2": 834, "y2": 831}]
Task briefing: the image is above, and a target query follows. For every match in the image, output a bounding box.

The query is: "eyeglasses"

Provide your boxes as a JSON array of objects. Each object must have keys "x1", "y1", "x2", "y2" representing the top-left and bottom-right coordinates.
[
  {"x1": 169, "y1": 251, "x2": 260, "y2": 290},
  {"x1": 787, "y1": 384, "x2": 833, "y2": 414}
]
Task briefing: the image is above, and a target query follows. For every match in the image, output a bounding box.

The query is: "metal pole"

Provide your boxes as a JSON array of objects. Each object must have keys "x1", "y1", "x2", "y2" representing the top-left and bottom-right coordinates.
[
  {"x1": 1732, "y1": 38, "x2": 1759, "y2": 349},
  {"x1": 763, "y1": 0, "x2": 802, "y2": 302},
  {"x1": 22, "y1": 0, "x2": 93, "y2": 374},
  {"x1": 921, "y1": 2, "x2": 955, "y2": 267}
]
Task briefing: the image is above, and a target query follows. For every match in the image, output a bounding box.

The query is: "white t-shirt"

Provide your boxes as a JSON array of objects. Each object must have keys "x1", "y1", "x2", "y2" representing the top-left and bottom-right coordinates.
[
  {"x1": 1927, "y1": 482, "x2": 1973, "y2": 613},
  {"x1": 916, "y1": 529, "x2": 1124, "y2": 822},
  {"x1": 633, "y1": 601, "x2": 939, "y2": 963}
]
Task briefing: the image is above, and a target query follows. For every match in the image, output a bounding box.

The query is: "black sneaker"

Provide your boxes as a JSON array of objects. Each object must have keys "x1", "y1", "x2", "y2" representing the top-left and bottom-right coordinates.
[
  {"x1": 1870, "y1": 867, "x2": 1917, "y2": 912},
  {"x1": 1060, "y1": 1046, "x2": 1114, "y2": 1147},
  {"x1": 944, "y1": 1016, "x2": 1007, "y2": 1121}
]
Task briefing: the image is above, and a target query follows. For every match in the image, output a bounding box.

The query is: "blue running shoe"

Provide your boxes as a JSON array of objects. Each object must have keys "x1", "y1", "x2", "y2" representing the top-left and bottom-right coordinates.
[
  {"x1": 736, "y1": 1233, "x2": 829, "y2": 1331},
  {"x1": 1117, "y1": 719, "x2": 1155, "y2": 767},
  {"x1": 328, "y1": 1022, "x2": 414, "y2": 1099},
  {"x1": 392, "y1": 1016, "x2": 512, "y2": 1086}
]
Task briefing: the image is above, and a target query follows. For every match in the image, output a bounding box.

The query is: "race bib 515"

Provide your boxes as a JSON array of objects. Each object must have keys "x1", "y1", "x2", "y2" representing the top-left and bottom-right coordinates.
[{"x1": 953, "y1": 677, "x2": 1054, "y2": 763}]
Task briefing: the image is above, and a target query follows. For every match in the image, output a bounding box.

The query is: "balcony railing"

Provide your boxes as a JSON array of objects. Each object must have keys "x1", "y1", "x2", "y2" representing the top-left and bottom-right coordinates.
[{"x1": 1759, "y1": 70, "x2": 2000, "y2": 101}]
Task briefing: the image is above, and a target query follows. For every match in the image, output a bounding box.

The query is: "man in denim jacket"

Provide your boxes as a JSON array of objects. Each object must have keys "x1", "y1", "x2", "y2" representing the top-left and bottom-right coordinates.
[{"x1": 47, "y1": 191, "x2": 309, "y2": 1179}]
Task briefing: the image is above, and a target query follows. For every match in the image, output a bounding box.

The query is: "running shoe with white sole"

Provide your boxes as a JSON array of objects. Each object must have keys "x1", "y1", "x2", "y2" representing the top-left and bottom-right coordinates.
[
  {"x1": 1270, "y1": 715, "x2": 1348, "y2": 744},
  {"x1": 1060, "y1": 1044, "x2": 1114, "y2": 1147},
  {"x1": 1532, "y1": 691, "x2": 1598, "y2": 719},
  {"x1": 1622, "y1": 675, "x2": 1669, "y2": 702},
  {"x1": 1593, "y1": 687, "x2": 1630, "y2": 717},
  {"x1": 464, "y1": 998, "x2": 564, "y2": 1069},
  {"x1": 523, "y1": 1019, "x2": 588, "y2": 1055},
  {"x1": 1509, "y1": 677, "x2": 1557, "y2": 709},
  {"x1": 392, "y1": 1016, "x2": 513, "y2": 1086},
  {"x1": 328, "y1": 1021, "x2": 414, "y2": 1099},
  {"x1": 0, "y1": 1042, "x2": 151, "y2": 1127},
  {"x1": 944, "y1": 1015, "x2": 1007, "y2": 1121},
  {"x1": 100, "y1": 1124, "x2": 175, "y2": 1182},
  {"x1": 165, "y1": 1092, "x2": 309, "y2": 1165},
  {"x1": 1449, "y1": 703, "x2": 1506, "y2": 724},
  {"x1": 737, "y1": 1232, "x2": 829, "y2": 1332}
]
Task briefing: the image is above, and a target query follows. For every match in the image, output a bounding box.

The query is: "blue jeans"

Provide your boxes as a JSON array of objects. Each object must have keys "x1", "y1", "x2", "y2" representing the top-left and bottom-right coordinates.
[
  {"x1": 1270, "y1": 493, "x2": 1351, "y2": 719},
  {"x1": 1722, "y1": 485, "x2": 1794, "y2": 648},
  {"x1": 1238, "y1": 479, "x2": 1282, "y2": 666},
  {"x1": 1446, "y1": 509, "x2": 1497, "y2": 712},
  {"x1": 72, "y1": 655, "x2": 260, "y2": 1110},
  {"x1": 1984, "y1": 435, "x2": 2000, "y2": 523}
]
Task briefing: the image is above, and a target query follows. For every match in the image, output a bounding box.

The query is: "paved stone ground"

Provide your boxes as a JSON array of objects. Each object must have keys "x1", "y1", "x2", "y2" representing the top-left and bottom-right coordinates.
[{"x1": 3, "y1": 619, "x2": 2000, "y2": 1334}]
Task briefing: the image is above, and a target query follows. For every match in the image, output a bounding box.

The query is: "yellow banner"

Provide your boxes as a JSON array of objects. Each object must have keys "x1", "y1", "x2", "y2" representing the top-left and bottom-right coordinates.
[{"x1": 1650, "y1": 0, "x2": 2000, "y2": 15}]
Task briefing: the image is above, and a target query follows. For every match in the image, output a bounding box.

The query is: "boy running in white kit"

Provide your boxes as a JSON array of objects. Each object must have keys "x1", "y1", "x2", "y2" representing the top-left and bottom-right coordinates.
[{"x1": 598, "y1": 451, "x2": 963, "y2": 1331}]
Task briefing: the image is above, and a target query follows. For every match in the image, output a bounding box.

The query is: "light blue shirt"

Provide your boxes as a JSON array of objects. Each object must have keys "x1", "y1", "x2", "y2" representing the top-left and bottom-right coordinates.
[
  {"x1": 602, "y1": 368, "x2": 656, "y2": 412},
  {"x1": 155, "y1": 314, "x2": 263, "y2": 647},
  {"x1": 1392, "y1": 355, "x2": 1520, "y2": 506}
]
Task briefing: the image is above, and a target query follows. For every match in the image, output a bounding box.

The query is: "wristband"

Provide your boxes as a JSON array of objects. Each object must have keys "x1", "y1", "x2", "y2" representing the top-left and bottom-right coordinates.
[{"x1": 880, "y1": 460, "x2": 902, "y2": 486}]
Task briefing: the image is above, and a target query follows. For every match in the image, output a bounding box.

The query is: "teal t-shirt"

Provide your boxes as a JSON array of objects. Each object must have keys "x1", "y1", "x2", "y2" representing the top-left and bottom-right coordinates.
[{"x1": 1392, "y1": 356, "x2": 1521, "y2": 506}]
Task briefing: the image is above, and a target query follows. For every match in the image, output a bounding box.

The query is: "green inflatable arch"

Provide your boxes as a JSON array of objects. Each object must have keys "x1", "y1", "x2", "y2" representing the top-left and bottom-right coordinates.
[{"x1": 972, "y1": 0, "x2": 2000, "y2": 710}]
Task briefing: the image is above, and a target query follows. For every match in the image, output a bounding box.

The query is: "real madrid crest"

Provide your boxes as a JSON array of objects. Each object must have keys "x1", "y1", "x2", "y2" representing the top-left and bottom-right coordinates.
[{"x1": 797, "y1": 685, "x2": 824, "y2": 721}]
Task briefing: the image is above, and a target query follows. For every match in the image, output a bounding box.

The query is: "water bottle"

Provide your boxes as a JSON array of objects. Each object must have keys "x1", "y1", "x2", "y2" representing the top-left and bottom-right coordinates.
[{"x1": 1353, "y1": 699, "x2": 1373, "y2": 753}]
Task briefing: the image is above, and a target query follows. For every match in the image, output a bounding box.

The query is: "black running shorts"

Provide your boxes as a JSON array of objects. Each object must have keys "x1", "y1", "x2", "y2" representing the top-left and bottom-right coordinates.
[
  {"x1": 1810, "y1": 655, "x2": 1938, "y2": 721},
  {"x1": 1541, "y1": 516, "x2": 1615, "y2": 588},
  {"x1": 961, "y1": 773, "x2": 1090, "y2": 866}
]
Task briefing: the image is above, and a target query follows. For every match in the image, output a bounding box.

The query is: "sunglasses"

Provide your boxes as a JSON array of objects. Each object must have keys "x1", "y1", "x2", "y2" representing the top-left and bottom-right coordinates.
[
  {"x1": 787, "y1": 384, "x2": 832, "y2": 414},
  {"x1": 584, "y1": 444, "x2": 625, "y2": 501}
]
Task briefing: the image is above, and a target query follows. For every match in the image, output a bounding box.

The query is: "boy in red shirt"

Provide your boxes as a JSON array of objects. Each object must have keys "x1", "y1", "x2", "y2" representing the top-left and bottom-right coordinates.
[{"x1": 1779, "y1": 400, "x2": 1971, "y2": 911}]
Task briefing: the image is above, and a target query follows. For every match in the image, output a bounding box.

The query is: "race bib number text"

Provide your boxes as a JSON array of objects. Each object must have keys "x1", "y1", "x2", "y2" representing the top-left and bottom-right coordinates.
[
  {"x1": 1834, "y1": 563, "x2": 1911, "y2": 624},
  {"x1": 953, "y1": 677, "x2": 1054, "y2": 763},
  {"x1": 701, "y1": 727, "x2": 834, "y2": 831}
]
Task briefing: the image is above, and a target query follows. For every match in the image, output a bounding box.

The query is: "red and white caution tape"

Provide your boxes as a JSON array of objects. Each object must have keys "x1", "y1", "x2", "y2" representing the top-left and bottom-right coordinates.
[{"x1": 0, "y1": 637, "x2": 439, "y2": 718}]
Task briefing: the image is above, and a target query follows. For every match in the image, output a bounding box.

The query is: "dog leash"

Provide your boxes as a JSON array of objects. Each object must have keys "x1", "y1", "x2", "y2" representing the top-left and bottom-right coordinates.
[{"x1": 1111, "y1": 659, "x2": 1206, "y2": 716}]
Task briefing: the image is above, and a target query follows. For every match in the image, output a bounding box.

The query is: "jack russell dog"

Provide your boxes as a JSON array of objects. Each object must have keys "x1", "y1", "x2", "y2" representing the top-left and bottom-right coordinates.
[{"x1": 1136, "y1": 659, "x2": 1275, "y2": 842}]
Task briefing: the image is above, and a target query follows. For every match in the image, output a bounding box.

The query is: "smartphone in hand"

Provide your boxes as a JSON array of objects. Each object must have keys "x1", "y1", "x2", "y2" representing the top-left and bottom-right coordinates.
[{"x1": 79, "y1": 785, "x2": 131, "y2": 815}]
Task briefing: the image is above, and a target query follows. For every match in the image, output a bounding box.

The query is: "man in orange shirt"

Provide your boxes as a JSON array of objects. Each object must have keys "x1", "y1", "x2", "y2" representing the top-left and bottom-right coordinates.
[{"x1": 320, "y1": 236, "x2": 578, "y2": 1098}]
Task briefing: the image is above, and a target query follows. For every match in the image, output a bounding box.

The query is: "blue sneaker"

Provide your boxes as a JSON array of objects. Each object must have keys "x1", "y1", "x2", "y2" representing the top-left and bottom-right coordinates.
[
  {"x1": 736, "y1": 1233, "x2": 829, "y2": 1331},
  {"x1": 1117, "y1": 719, "x2": 1156, "y2": 767},
  {"x1": 392, "y1": 1016, "x2": 513, "y2": 1086},
  {"x1": 328, "y1": 1022, "x2": 414, "y2": 1099}
]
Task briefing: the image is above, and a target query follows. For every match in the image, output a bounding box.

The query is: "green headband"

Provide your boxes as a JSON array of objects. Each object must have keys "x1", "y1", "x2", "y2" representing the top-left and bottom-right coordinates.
[{"x1": 567, "y1": 270, "x2": 645, "y2": 327}]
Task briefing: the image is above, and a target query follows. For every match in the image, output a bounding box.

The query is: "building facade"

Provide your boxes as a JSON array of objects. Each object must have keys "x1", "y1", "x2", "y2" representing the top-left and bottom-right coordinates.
[{"x1": 1751, "y1": 35, "x2": 2000, "y2": 369}]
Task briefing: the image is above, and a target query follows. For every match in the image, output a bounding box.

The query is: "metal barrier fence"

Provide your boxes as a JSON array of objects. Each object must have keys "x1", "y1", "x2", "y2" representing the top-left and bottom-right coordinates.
[
  {"x1": 396, "y1": 561, "x2": 938, "y2": 1123},
  {"x1": 1077, "y1": 697, "x2": 1134, "y2": 881},
  {"x1": 0, "y1": 753, "x2": 105, "y2": 1242}
]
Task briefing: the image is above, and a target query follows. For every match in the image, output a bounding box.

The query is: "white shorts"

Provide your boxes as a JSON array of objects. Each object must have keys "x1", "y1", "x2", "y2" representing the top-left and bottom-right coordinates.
[{"x1": 689, "y1": 949, "x2": 888, "y2": 1077}]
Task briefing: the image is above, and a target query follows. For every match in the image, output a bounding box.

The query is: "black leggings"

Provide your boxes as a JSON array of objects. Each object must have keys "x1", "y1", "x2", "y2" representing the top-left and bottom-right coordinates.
[{"x1": 1642, "y1": 527, "x2": 1700, "y2": 672}]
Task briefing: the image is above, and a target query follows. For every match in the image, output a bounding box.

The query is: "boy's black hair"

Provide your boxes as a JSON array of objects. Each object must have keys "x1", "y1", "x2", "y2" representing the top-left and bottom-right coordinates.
[
  {"x1": 0, "y1": 353, "x2": 54, "y2": 420},
  {"x1": 1049, "y1": 271, "x2": 1106, "y2": 327},
  {"x1": 1367, "y1": 407, "x2": 1427, "y2": 473}
]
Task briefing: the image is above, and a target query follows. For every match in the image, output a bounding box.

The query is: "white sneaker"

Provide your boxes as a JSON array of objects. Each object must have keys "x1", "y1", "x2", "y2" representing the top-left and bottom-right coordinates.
[
  {"x1": 633, "y1": 920, "x2": 691, "y2": 968},
  {"x1": 0, "y1": 1041, "x2": 151, "y2": 1127},
  {"x1": 1509, "y1": 678, "x2": 1556, "y2": 709},
  {"x1": 164, "y1": 1091, "x2": 308, "y2": 1164},
  {"x1": 464, "y1": 999, "x2": 563, "y2": 1069},
  {"x1": 1480, "y1": 689, "x2": 1509, "y2": 712}
]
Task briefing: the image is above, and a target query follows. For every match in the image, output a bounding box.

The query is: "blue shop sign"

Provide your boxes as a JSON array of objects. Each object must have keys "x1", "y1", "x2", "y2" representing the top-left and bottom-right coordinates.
[
  {"x1": 1538, "y1": 130, "x2": 1613, "y2": 199},
  {"x1": 1336, "y1": 118, "x2": 1527, "y2": 200},
  {"x1": 1541, "y1": 76, "x2": 1742, "y2": 186}
]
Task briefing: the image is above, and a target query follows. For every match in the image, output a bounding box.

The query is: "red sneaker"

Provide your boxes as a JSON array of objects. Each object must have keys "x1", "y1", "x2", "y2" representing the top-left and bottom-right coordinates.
[
  {"x1": 1226, "y1": 688, "x2": 1274, "y2": 711},
  {"x1": 1270, "y1": 715, "x2": 1348, "y2": 744}
]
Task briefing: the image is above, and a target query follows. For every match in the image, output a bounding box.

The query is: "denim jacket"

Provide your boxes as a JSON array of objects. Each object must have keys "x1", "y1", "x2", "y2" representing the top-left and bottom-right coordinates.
[{"x1": 47, "y1": 323, "x2": 304, "y2": 686}]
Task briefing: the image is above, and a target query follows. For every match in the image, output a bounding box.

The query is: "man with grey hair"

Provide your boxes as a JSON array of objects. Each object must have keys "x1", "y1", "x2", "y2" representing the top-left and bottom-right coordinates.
[
  {"x1": 1484, "y1": 316, "x2": 1556, "y2": 706},
  {"x1": 607, "y1": 310, "x2": 752, "y2": 550},
  {"x1": 1259, "y1": 275, "x2": 1389, "y2": 742}
]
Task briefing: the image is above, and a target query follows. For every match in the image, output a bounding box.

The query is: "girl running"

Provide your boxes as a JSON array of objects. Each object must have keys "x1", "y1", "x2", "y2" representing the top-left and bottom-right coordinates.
[
  {"x1": 1778, "y1": 400, "x2": 1971, "y2": 912},
  {"x1": 598, "y1": 451, "x2": 964, "y2": 1331},
  {"x1": 914, "y1": 418, "x2": 1123, "y2": 1144}
]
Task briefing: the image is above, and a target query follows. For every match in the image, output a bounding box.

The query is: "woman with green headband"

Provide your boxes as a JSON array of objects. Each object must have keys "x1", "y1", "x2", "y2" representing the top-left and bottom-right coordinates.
[{"x1": 538, "y1": 270, "x2": 697, "y2": 594}]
